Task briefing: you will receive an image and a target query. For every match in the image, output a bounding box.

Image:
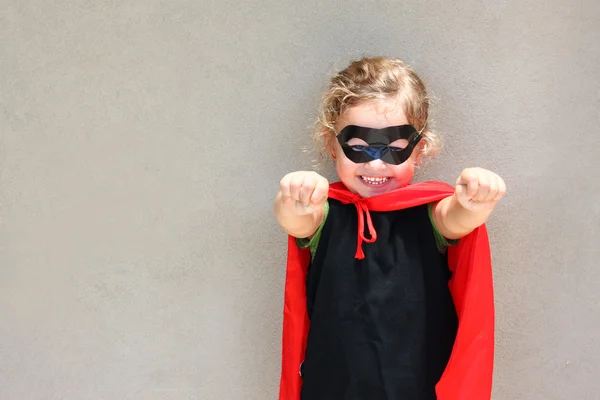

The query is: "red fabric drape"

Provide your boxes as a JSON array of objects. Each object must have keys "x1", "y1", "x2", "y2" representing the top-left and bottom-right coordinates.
[{"x1": 279, "y1": 181, "x2": 494, "y2": 400}]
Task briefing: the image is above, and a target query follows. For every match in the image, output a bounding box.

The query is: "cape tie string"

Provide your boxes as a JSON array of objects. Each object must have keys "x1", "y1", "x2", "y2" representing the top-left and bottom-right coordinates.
[{"x1": 349, "y1": 196, "x2": 377, "y2": 260}]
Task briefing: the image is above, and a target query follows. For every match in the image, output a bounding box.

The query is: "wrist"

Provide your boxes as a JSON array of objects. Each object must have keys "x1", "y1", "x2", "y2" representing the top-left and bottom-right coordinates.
[{"x1": 444, "y1": 193, "x2": 488, "y2": 236}]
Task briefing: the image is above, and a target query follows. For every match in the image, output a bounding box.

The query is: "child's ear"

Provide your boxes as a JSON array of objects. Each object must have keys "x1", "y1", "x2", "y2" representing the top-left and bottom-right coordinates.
[
  {"x1": 324, "y1": 133, "x2": 337, "y2": 160},
  {"x1": 414, "y1": 142, "x2": 426, "y2": 166}
]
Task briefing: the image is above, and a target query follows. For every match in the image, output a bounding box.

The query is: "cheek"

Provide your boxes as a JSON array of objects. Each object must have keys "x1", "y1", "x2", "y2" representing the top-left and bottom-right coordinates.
[
  {"x1": 335, "y1": 155, "x2": 357, "y2": 177},
  {"x1": 391, "y1": 160, "x2": 415, "y2": 183},
  {"x1": 333, "y1": 144, "x2": 352, "y2": 171}
]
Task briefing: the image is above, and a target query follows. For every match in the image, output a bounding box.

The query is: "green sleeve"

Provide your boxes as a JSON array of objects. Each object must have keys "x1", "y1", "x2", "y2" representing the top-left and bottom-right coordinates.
[
  {"x1": 296, "y1": 202, "x2": 452, "y2": 258},
  {"x1": 428, "y1": 203, "x2": 459, "y2": 252},
  {"x1": 295, "y1": 200, "x2": 329, "y2": 259}
]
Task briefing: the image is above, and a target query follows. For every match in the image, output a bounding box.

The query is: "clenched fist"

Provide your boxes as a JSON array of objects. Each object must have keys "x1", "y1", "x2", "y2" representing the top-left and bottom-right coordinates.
[
  {"x1": 279, "y1": 171, "x2": 329, "y2": 215},
  {"x1": 455, "y1": 168, "x2": 506, "y2": 212}
]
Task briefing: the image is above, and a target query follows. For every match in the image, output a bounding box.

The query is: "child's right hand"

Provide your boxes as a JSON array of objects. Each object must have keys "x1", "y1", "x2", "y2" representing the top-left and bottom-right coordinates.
[{"x1": 279, "y1": 171, "x2": 329, "y2": 215}]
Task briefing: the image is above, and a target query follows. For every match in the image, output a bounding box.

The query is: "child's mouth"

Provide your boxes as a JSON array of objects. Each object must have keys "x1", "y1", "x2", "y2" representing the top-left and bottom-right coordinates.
[{"x1": 360, "y1": 176, "x2": 391, "y2": 186}]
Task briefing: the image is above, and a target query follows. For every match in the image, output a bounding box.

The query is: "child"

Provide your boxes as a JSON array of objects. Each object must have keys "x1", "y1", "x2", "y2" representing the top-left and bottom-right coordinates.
[{"x1": 275, "y1": 57, "x2": 506, "y2": 400}]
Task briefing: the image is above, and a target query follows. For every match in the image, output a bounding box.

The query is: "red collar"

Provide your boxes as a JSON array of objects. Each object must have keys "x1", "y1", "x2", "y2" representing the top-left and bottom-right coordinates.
[{"x1": 327, "y1": 181, "x2": 455, "y2": 259}]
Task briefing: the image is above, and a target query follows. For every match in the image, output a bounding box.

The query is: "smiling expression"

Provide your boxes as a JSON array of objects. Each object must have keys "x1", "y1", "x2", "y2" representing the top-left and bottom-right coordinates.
[{"x1": 332, "y1": 101, "x2": 420, "y2": 198}]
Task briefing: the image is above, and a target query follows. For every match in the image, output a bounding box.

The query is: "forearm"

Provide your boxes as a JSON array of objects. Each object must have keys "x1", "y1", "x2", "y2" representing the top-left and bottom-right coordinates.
[
  {"x1": 435, "y1": 195, "x2": 494, "y2": 239},
  {"x1": 274, "y1": 192, "x2": 324, "y2": 238}
]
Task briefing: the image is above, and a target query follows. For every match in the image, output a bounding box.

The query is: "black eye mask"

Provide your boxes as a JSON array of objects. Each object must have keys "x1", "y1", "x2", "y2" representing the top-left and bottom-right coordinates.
[{"x1": 336, "y1": 124, "x2": 422, "y2": 165}]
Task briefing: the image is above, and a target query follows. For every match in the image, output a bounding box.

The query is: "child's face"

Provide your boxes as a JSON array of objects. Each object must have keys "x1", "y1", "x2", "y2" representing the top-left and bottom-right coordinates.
[{"x1": 332, "y1": 101, "x2": 418, "y2": 198}]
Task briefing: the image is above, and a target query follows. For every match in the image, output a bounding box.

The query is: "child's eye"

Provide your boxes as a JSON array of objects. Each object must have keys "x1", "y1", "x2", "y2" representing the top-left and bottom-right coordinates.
[
  {"x1": 346, "y1": 138, "x2": 369, "y2": 147},
  {"x1": 389, "y1": 139, "x2": 409, "y2": 149},
  {"x1": 350, "y1": 145, "x2": 367, "y2": 152}
]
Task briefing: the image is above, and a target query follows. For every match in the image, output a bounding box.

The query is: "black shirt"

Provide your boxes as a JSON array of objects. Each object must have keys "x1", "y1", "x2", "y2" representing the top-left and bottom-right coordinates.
[{"x1": 301, "y1": 199, "x2": 458, "y2": 400}]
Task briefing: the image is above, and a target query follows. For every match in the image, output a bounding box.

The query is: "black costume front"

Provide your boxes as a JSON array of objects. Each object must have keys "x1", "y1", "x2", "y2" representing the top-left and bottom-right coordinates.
[{"x1": 300, "y1": 199, "x2": 458, "y2": 400}]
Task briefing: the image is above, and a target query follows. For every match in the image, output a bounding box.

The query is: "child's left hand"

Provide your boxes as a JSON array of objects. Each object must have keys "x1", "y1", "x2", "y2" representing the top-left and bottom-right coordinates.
[{"x1": 455, "y1": 168, "x2": 506, "y2": 212}]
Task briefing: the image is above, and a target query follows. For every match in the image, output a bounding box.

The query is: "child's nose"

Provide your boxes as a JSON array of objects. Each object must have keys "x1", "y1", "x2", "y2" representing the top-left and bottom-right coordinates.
[{"x1": 364, "y1": 158, "x2": 387, "y2": 171}]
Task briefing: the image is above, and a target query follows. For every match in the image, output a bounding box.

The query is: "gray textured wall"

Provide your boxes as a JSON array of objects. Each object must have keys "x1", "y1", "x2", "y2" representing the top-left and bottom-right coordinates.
[{"x1": 1, "y1": 1, "x2": 599, "y2": 399}]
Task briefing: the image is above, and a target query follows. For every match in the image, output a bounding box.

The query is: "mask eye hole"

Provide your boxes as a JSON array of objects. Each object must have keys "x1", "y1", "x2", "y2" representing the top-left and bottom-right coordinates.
[
  {"x1": 346, "y1": 138, "x2": 368, "y2": 146},
  {"x1": 349, "y1": 145, "x2": 367, "y2": 152},
  {"x1": 389, "y1": 139, "x2": 409, "y2": 150}
]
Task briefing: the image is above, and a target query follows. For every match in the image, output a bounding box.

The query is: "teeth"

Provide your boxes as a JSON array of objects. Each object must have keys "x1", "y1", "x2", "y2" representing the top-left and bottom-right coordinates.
[{"x1": 361, "y1": 176, "x2": 390, "y2": 185}]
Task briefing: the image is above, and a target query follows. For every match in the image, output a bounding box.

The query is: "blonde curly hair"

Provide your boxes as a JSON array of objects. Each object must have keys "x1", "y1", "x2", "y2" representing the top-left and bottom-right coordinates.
[{"x1": 314, "y1": 56, "x2": 441, "y2": 162}]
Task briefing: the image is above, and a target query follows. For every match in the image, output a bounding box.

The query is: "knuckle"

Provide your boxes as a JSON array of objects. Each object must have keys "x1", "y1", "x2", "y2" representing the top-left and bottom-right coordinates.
[
  {"x1": 282, "y1": 196, "x2": 294, "y2": 207},
  {"x1": 303, "y1": 176, "x2": 316, "y2": 188},
  {"x1": 289, "y1": 176, "x2": 302, "y2": 188}
]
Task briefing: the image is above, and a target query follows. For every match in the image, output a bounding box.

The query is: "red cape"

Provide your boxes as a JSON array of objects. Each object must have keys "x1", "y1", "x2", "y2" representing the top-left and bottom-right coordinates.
[{"x1": 279, "y1": 181, "x2": 495, "y2": 400}]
